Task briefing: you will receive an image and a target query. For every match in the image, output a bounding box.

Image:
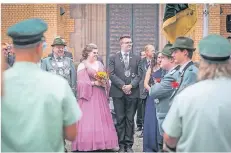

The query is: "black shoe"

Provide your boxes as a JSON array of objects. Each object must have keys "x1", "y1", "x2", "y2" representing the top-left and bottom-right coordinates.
[
  {"x1": 137, "y1": 131, "x2": 143, "y2": 138},
  {"x1": 136, "y1": 127, "x2": 142, "y2": 131},
  {"x1": 126, "y1": 147, "x2": 134, "y2": 153},
  {"x1": 118, "y1": 147, "x2": 125, "y2": 153}
]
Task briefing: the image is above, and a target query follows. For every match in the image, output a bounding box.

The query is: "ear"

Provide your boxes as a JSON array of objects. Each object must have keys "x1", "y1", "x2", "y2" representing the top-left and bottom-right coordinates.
[
  {"x1": 183, "y1": 49, "x2": 188, "y2": 56},
  {"x1": 35, "y1": 43, "x2": 43, "y2": 54}
]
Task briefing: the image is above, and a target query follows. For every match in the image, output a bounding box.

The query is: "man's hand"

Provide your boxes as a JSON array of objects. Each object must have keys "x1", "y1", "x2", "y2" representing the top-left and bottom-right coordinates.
[
  {"x1": 122, "y1": 85, "x2": 132, "y2": 95},
  {"x1": 124, "y1": 84, "x2": 132, "y2": 91}
]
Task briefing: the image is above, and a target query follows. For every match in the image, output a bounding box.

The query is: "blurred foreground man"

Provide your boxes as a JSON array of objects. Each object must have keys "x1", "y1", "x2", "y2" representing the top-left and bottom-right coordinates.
[
  {"x1": 1, "y1": 18, "x2": 82, "y2": 152},
  {"x1": 162, "y1": 34, "x2": 231, "y2": 152}
]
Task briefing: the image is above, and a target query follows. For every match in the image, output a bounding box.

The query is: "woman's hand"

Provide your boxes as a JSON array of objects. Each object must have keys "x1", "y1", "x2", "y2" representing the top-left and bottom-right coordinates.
[
  {"x1": 94, "y1": 80, "x2": 102, "y2": 86},
  {"x1": 144, "y1": 67, "x2": 151, "y2": 92},
  {"x1": 100, "y1": 80, "x2": 107, "y2": 88},
  {"x1": 146, "y1": 86, "x2": 151, "y2": 92}
]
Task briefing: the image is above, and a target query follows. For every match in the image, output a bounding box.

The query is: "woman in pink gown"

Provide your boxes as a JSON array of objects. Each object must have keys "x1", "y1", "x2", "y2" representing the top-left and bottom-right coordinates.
[{"x1": 72, "y1": 43, "x2": 118, "y2": 152}]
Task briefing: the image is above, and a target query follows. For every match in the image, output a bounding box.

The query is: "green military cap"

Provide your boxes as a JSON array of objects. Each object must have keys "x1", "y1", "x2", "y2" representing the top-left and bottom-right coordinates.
[
  {"x1": 51, "y1": 37, "x2": 66, "y2": 47},
  {"x1": 170, "y1": 36, "x2": 196, "y2": 51},
  {"x1": 7, "y1": 18, "x2": 47, "y2": 48},
  {"x1": 199, "y1": 34, "x2": 231, "y2": 63},
  {"x1": 161, "y1": 43, "x2": 173, "y2": 57}
]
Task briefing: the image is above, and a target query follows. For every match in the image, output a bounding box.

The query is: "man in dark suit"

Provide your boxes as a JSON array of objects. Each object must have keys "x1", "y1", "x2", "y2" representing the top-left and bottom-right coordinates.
[
  {"x1": 135, "y1": 51, "x2": 146, "y2": 133},
  {"x1": 136, "y1": 45, "x2": 155, "y2": 138},
  {"x1": 109, "y1": 35, "x2": 142, "y2": 152}
]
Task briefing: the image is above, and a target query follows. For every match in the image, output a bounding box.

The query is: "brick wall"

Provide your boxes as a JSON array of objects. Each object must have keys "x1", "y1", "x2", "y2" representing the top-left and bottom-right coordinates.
[
  {"x1": 1, "y1": 4, "x2": 75, "y2": 58},
  {"x1": 57, "y1": 4, "x2": 75, "y2": 57},
  {"x1": 193, "y1": 4, "x2": 219, "y2": 61},
  {"x1": 2, "y1": 4, "x2": 231, "y2": 62},
  {"x1": 192, "y1": 4, "x2": 231, "y2": 61},
  {"x1": 32, "y1": 4, "x2": 58, "y2": 57},
  {"x1": 1, "y1": 4, "x2": 33, "y2": 44},
  {"x1": 193, "y1": 4, "x2": 203, "y2": 61},
  {"x1": 220, "y1": 4, "x2": 231, "y2": 39}
]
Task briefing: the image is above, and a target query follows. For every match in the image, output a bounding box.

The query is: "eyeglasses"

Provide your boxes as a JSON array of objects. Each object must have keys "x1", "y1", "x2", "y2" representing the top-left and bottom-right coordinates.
[{"x1": 93, "y1": 52, "x2": 98, "y2": 54}]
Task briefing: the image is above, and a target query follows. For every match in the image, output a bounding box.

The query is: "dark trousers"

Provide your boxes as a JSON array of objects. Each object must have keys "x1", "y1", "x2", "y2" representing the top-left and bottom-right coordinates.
[
  {"x1": 136, "y1": 98, "x2": 146, "y2": 128},
  {"x1": 113, "y1": 96, "x2": 138, "y2": 149}
]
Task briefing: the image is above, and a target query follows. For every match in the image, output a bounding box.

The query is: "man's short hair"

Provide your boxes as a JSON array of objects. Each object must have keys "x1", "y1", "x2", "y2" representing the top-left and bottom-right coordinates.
[
  {"x1": 178, "y1": 48, "x2": 194, "y2": 59},
  {"x1": 119, "y1": 35, "x2": 131, "y2": 41}
]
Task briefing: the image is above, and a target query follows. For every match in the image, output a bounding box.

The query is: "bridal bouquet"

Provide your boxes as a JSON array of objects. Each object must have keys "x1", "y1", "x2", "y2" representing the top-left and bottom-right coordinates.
[{"x1": 95, "y1": 71, "x2": 109, "y2": 87}]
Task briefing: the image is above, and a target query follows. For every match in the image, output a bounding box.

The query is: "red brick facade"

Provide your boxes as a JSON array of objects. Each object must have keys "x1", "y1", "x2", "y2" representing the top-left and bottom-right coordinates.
[{"x1": 1, "y1": 4, "x2": 231, "y2": 62}]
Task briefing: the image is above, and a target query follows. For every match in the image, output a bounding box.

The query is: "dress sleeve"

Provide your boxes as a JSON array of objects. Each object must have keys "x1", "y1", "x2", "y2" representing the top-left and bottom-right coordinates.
[{"x1": 77, "y1": 68, "x2": 93, "y2": 101}]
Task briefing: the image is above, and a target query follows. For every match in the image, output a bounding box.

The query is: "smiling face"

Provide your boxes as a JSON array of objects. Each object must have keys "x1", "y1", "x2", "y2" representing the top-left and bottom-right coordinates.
[
  {"x1": 53, "y1": 45, "x2": 65, "y2": 57},
  {"x1": 120, "y1": 37, "x2": 133, "y2": 52},
  {"x1": 87, "y1": 48, "x2": 98, "y2": 61},
  {"x1": 145, "y1": 45, "x2": 155, "y2": 59}
]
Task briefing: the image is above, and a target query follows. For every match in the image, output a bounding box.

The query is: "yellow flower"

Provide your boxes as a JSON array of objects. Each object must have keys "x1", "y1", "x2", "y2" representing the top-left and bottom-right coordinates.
[{"x1": 95, "y1": 71, "x2": 108, "y2": 81}]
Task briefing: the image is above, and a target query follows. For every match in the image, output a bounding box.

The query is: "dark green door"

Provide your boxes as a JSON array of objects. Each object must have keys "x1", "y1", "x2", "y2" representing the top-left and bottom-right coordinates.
[{"x1": 106, "y1": 4, "x2": 159, "y2": 64}]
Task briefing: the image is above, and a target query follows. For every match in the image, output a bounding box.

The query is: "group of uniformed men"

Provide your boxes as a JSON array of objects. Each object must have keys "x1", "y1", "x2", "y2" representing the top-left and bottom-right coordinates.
[
  {"x1": 133, "y1": 29, "x2": 231, "y2": 152},
  {"x1": 135, "y1": 36, "x2": 198, "y2": 151},
  {"x1": 2, "y1": 17, "x2": 231, "y2": 152}
]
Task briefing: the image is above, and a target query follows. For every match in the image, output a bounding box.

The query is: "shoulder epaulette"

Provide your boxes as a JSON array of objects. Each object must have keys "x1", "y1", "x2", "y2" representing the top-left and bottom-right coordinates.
[
  {"x1": 188, "y1": 64, "x2": 194, "y2": 71},
  {"x1": 170, "y1": 65, "x2": 180, "y2": 75}
]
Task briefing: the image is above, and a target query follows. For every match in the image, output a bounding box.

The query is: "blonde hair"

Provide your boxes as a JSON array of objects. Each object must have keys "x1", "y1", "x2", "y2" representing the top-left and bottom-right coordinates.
[
  {"x1": 197, "y1": 59, "x2": 231, "y2": 81},
  {"x1": 143, "y1": 44, "x2": 155, "y2": 52}
]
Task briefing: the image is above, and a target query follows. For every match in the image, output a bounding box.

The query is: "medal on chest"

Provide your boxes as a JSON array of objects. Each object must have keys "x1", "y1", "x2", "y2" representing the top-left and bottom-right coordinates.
[
  {"x1": 124, "y1": 69, "x2": 131, "y2": 77},
  {"x1": 58, "y1": 69, "x2": 64, "y2": 76},
  {"x1": 57, "y1": 61, "x2": 64, "y2": 67}
]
